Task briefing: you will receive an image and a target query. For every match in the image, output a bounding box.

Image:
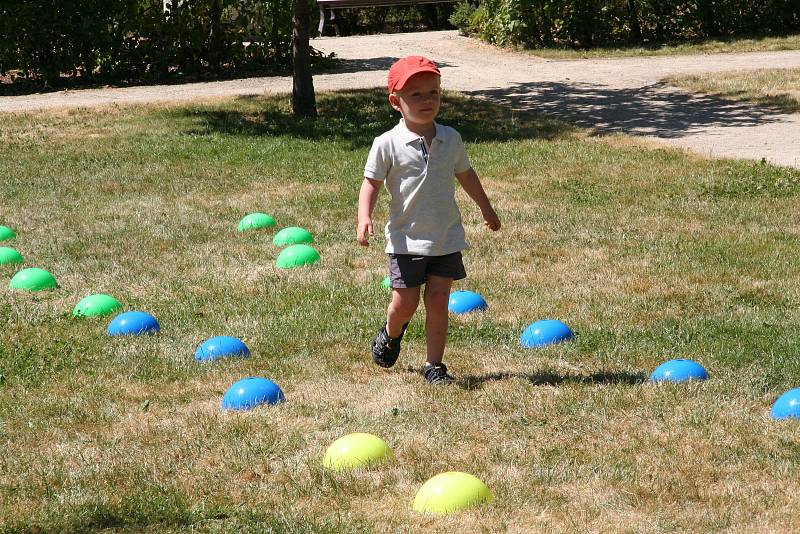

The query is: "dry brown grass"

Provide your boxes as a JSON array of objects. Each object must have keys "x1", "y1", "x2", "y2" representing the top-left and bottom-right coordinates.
[
  {"x1": 2, "y1": 92, "x2": 800, "y2": 532},
  {"x1": 666, "y1": 68, "x2": 800, "y2": 114}
]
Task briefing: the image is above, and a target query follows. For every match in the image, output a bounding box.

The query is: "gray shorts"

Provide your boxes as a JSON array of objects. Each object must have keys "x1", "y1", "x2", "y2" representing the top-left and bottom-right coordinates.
[{"x1": 387, "y1": 252, "x2": 466, "y2": 288}]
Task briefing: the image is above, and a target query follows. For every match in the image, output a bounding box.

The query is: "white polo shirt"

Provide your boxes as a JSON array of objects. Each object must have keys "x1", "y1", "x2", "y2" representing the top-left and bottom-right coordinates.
[{"x1": 364, "y1": 119, "x2": 472, "y2": 256}]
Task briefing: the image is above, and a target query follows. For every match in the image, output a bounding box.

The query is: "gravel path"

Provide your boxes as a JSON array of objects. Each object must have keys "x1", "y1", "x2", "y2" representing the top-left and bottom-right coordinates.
[{"x1": 2, "y1": 30, "x2": 800, "y2": 167}]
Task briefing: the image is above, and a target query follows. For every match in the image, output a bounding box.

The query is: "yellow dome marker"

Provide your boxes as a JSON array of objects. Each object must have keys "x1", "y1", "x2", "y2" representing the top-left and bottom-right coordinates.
[
  {"x1": 412, "y1": 471, "x2": 493, "y2": 514},
  {"x1": 322, "y1": 433, "x2": 395, "y2": 471}
]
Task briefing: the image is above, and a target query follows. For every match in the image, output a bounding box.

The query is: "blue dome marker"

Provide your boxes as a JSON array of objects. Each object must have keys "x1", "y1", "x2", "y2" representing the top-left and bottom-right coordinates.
[
  {"x1": 221, "y1": 377, "x2": 285, "y2": 410},
  {"x1": 771, "y1": 388, "x2": 800, "y2": 420},
  {"x1": 448, "y1": 290, "x2": 488, "y2": 314},
  {"x1": 195, "y1": 336, "x2": 250, "y2": 362},
  {"x1": 520, "y1": 319, "x2": 574, "y2": 348},
  {"x1": 107, "y1": 311, "x2": 160, "y2": 336},
  {"x1": 649, "y1": 359, "x2": 708, "y2": 383}
]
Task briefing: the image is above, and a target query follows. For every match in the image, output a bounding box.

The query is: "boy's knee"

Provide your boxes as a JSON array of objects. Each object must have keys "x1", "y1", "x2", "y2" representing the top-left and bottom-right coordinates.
[
  {"x1": 397, "y1": 302, "x2": 419, "y2": 317},
  {"x1": 390, "y1": 298, "x2": 419, "y2": 318},
  {"x1": 424, "y1": 288, "x2": 450, "y2": 308}
]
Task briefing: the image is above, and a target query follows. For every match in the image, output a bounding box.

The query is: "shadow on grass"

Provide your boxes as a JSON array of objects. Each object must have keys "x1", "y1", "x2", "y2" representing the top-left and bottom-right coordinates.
[
  {"x1": 399, "y1": 366, "x2": 645, "y2": 390},
  {"x1": 176, "y1": 88, "x2": 575, "y2": 148},
  {"x1": 0, "y1": 67, "x2": 295, "y2": 97},
  {"x1": 723, "y1": 92, "x2": 800, "y2": 115},
  {"x1": 456, "y1": 370, "x2": 647, "y2": 391},
  {"x1": 468, "y1": 80, "x2": 789, "y2": 139}
]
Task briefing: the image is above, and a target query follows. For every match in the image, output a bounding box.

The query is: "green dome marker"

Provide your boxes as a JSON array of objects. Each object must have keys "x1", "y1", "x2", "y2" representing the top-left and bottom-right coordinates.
[
  {"x1": 0, "y1": 225, "x2": 16, "y2": 241},
  {"x1": 9, "y1": 267, "x2": 58, "y2": 291},
  {"x1": 275, "y1": 244, "x2": 320, "y2": 269},
  {"x1": 0, "y1": 247, "x2": 23, "y2": 265},
  {"x1": 273, "y1": 226, "x2": 314, "y2": 247},
  {"x1": 237, "y1": 213, "x2": 276, "y2": 232},
  {"x1": 381, "y1": 276, "x2": 391, "y2": 290},
  {"x1": 73, "y1": 294, "x2": 123, "y2": 317}
]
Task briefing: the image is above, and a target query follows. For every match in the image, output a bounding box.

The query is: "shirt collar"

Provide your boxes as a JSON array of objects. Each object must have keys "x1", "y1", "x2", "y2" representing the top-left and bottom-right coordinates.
[{"x1": 395, "y1": 119, "x2": 443, "y2": 145}]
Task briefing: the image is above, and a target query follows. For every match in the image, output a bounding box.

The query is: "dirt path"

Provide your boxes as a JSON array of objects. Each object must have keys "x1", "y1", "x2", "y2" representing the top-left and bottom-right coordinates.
[{"x1": 2, "y1": 30, "x2": 800, "y2": 167}]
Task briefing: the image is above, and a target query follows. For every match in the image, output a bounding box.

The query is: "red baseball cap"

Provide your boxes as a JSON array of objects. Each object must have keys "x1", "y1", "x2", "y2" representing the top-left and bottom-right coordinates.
[{"x1": 387, "y1": 56, "x2": 441, "y2": 94}]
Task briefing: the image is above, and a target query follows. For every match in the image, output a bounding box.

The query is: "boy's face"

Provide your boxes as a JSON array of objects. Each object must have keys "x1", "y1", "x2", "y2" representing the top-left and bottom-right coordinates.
[{"x1": 389, "y1": 72, "x2": 441, "y2": 127}]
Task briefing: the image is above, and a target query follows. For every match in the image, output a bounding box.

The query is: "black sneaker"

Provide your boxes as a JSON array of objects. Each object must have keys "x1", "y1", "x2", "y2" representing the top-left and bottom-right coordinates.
[
  {"x1": 371, "y1": 323, "x2": 408, "y2": 368},
  {"x1": 422, "y1": 363, "x2": 455, "y2": 385}
]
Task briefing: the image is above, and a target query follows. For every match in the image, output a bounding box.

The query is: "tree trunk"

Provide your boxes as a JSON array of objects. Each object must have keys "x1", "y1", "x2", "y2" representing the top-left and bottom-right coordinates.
[
  {"x1": 209, "y1": 0, "x2": 223, "y2": 73},
  {"x1": 270, "y1": 1, "x2": 281, "y2": 65},
  {"x1": 421, "y1": 5, "x2": 438, "y2": 29},
  {"x1": 292, "y1": 0, "x2": 317, "y2": 118},
  {"x1": 627, "y1": 0, "x2": 642, "y2": 43}
]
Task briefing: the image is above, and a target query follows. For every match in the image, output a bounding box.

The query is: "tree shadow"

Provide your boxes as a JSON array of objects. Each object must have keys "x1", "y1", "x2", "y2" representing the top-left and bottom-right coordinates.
[
  {"x1": 315, "y1": 57, "x2": 457, "y2": 75},
  {"x1": 176, "y1": 88, "x2": 576, "y2": 148},
  {"x1": 0, "y1": 67, "x2": 295, "y2": 97},
  {"x1": 456, "y1": 370, "x2": 647, "y2": 391},
  {"x1": 468, "y1": 80, "x2": 788, "y2": 139},
  {"x1": 182, "y1": 77, "x2": 787, "y2": 149}
]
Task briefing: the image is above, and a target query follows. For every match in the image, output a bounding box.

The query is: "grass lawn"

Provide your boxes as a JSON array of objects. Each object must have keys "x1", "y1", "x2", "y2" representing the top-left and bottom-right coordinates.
[
  {"x1": 527, "y1": 33, "x2": 800, "y2": 60},
  {"x1": 1, "y1": 90, "x2": 800, "y2": 533},
  {"x1": 666, "y1": 67, "x2": 800, "y2": 114}
]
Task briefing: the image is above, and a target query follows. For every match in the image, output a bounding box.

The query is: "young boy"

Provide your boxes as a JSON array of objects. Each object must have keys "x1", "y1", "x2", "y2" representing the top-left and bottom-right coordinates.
[{"x1": 356, "y1": 55, "x2": 501, "y2": 385}]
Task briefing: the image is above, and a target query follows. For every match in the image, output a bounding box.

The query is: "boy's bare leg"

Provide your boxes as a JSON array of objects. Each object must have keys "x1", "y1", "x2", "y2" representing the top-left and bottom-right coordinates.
[
  {"x1": 387, "y1": 287, "x2": 420, "y2": 338},
  {"x1": 423, "y1": 275, "x2": 453, "y2": 364}
]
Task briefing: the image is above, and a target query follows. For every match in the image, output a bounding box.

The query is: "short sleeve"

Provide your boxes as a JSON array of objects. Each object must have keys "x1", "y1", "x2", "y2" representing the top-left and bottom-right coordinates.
[
  {"x1": 453, "y1": 132, "x2": 471, "y2": 174},
  {"x1": 364, "y1": 136, "x2": 390, "y2": 181}
]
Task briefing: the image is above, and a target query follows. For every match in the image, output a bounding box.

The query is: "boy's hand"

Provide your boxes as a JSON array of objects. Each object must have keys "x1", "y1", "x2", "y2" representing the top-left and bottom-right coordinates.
[
  {"x1": 357, "y1": 218, "x2": 374, "y2": 246},
  {"x1": 482, "y1": 207, "x2": 501, "y2": 231}
]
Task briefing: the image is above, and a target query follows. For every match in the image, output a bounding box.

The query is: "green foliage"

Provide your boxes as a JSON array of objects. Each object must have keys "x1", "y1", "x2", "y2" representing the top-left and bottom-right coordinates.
[
  {"x1": 449, "y1": 1, "x2": 478, "y2": 30},
  {"x1": 452, "y1": 0, "x2": 800, "y2": 49},
  {"x1": 321, "y1": 4, "x2": 455, "y2": 35},
  {"x1": 0, "y1": 0, "x2": 138, "y2": 84},
  {"x1": 0, "y1": 0, "x2": 296, "y2": 86}
]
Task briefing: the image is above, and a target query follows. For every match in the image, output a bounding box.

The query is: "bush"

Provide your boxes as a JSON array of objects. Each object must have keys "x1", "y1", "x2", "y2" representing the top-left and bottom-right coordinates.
[
  {"x1": 0, "y1": 0, "x2": 298, "y2": 86},
  {"x1": 450, "y1": 0, "x2": 800, "y2": 49},
  {"x1": 0, "y1": 0, "x2": 139, "y2": 84},
  {"x1": 449, "y1": 1, "x2": 478, "y2": 31},
  {"x1": 318, "y1": 4, "x2": 455, "y2": 36}
]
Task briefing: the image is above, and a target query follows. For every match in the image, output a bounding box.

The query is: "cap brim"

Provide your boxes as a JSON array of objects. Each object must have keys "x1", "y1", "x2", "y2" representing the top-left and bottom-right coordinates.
[{"x1": 392, "y1": 66, "x2": 441, "y2": 92}]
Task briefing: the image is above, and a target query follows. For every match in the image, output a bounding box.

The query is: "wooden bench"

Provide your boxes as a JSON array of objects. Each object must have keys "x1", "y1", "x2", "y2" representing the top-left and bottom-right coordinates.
[{"x1": 317, "y1": 0, "x2": 458, "y2": 34}]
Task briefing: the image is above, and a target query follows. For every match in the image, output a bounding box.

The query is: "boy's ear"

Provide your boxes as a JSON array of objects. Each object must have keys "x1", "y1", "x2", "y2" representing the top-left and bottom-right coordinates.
[{"x1": 388, "y1": 93, "x2": 402, "y2": 113}]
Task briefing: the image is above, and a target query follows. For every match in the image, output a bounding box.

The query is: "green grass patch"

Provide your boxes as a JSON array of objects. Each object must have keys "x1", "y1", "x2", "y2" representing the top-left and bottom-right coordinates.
[
  {"x1": 1, "y1": 90, "x2": 800, "y2": 531},
  {"x1": 528, "y1": 33, "x2": 800, "y2": 60},
  {"x1": 666, "y1": 67, "x2": 800, "y2": 114}
]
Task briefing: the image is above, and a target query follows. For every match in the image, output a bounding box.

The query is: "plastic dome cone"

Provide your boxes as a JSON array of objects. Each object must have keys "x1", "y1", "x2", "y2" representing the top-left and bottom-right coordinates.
[
  {"x1": 107, "y1": 311, "x2": 160, "y2": 336},
  {"x1": 9, "y1": 267, "x2": 58, "y2": 291},
  {"x1": 275, "y1": 244, "x2": 320, "y2": 269},
  {"x1": 323, "y1": 433, "x2": 395, "y2": 471},
  {"x1": 237, "y1": 213, "x2": 276, "y2": 232},
  {"x1": 448, "y1": 290, "x2": 488, "y2": 314},
  {"x1": 273, "y1": 226, "x2": 314, "y2": 247},
  {"x1": 649, "y1": 359, "x2": 708, "y2": 383},
  {"x1": 73, "y1": 294, "x2": 122, "y2": 317},
  {"x1": 413, "y1": 472, "x2": 493, "y2": 514},
  {"x1": 770, "y1": 388, "x2": 800, "y2": 420},
  {"x1": 0, "y1": 246, "x2": 23, "y2": 265},
  {"x1": 520, "y1": 319, "x2": 574, "y2": 348},
  {"x1": 195, "y1": 336, "x2": 250, "y2": 361},
  {"x1": 221, "y1": 377, "x2": 284, "y2": 410},
  {"x1": 0, "y1": 225, "x2": 16, "y2": 241}
]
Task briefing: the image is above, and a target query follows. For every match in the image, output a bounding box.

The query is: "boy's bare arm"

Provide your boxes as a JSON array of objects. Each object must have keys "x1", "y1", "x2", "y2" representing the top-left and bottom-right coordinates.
[
  {"x1": 455, "y1": 168, "x2": 501, "y2": 231},
  {"x1": 357, "y1": 177, "x2": 383, "y2": 246}
]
